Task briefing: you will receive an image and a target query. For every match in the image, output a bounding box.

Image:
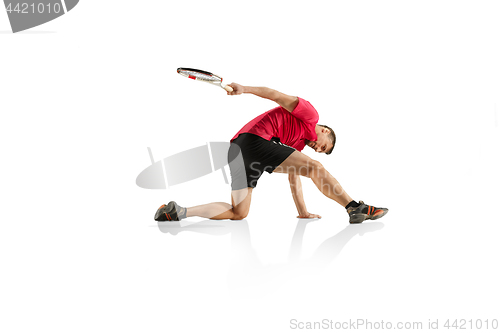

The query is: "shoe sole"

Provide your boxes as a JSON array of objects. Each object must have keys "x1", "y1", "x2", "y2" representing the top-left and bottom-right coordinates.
[{"x1": 349, "y1": 209, "x2": 389, "y2": 224}]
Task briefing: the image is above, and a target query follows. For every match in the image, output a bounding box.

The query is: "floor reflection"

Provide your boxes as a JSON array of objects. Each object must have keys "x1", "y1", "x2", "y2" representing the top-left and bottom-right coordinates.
[{"x1": 157, "y1": 219, "x2": 384, "y2": 296}]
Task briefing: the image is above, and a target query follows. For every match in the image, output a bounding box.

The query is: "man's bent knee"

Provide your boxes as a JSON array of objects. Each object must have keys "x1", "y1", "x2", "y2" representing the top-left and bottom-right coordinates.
[
  {"x1": 230, "y1": 206, "x2": 249, "y2": 220},
  {"x1": 231, "y1": 212, "x2": 248, "y2": 220}
]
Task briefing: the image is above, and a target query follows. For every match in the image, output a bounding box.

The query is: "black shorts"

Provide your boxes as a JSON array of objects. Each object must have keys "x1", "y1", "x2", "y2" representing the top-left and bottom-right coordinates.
[{"x1": 228, "y1": 133, "x2": 296, "y2": 190}]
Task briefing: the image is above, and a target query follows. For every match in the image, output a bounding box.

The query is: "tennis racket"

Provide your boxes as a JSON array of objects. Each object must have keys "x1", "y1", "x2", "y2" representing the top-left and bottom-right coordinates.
[{"x1": 177, "y1": 68, "x2": 233, "y2": 92}]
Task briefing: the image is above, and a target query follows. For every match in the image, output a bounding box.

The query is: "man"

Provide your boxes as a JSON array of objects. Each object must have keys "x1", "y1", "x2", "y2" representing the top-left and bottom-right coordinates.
[{"x1": 155, "y1": 83, "x2": 388, "y2": 223}]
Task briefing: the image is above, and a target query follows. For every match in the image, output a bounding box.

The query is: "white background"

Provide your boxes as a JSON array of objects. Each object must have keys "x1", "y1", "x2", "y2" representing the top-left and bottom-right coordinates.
[{"x1": 1, "y1": 1, "x2": 499, "y2": 332}]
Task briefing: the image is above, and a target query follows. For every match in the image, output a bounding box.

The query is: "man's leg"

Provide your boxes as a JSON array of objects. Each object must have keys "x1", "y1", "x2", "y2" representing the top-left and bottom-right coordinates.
[
  {"x1": 185, "y1": 188, "x2": 253, "y2": 220},
  {"x1": 273, "y1": 151, "x2": 353, "y2": 207},
  {"x1": 273, "y1": 151, "x2": 388, "y2": 223}
]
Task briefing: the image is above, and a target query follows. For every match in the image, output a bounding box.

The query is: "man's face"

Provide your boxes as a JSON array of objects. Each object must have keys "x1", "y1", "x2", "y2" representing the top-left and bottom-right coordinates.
[{"x1": 306, "y1": 130, "x2": 333, "y2": 154}]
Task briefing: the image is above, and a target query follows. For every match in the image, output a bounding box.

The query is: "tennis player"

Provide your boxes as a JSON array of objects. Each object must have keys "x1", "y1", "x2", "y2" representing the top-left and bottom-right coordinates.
[{"x1": 155, "y1": 83, "x2": 388, "y2": 223}]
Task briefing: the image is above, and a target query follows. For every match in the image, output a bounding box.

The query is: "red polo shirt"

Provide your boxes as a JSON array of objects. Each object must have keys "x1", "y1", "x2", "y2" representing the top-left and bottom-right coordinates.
[{"x1": 231, "y1": 97, "x2": 318, "y2": 151}]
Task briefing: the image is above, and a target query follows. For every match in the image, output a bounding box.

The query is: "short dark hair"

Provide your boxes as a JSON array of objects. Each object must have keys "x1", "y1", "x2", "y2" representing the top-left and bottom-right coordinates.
[{"x1": 317, "y1": 124, "x2": 336, "y2": 155}]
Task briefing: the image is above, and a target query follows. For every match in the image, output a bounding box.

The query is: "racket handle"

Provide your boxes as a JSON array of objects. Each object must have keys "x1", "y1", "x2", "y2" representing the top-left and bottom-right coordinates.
[{"x1": 223, "y1": 84, "x2": 233, "y2": 92}]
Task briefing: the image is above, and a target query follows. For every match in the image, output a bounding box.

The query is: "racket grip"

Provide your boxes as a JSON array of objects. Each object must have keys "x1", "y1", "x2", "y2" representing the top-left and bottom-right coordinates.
[{"x1": 223, "y1": 85, "x2": 233, "y2": 92}]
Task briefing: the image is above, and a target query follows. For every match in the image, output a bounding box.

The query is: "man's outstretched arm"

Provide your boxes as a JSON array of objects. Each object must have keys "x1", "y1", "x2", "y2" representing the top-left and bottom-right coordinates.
[
  {"x1": 289, "y1": 173, "x2": 321, "y2": 219},
  {"x1": 227, "y1": 83, "x2": 299, "y2": 113}
]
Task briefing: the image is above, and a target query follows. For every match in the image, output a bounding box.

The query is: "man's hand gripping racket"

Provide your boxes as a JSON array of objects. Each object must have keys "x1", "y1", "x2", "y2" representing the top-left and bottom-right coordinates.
[
  {"x1": 177, "y1": 68, "x2": 234, "y2": 92},
  {"x1": 225, "y1": 82, "x2": 244, "y2": 95}
]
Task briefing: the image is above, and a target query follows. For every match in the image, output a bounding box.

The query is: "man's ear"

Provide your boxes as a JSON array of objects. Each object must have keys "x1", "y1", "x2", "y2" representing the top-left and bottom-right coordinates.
[{"x1": 322, "y1": 127, "x2": 330, "y2": 134}]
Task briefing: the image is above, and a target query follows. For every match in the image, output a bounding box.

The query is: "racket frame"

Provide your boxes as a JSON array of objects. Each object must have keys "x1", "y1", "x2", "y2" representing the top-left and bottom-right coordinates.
[{"x1": 177, "y1": 67, "x2": 233, "y2": 92}]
